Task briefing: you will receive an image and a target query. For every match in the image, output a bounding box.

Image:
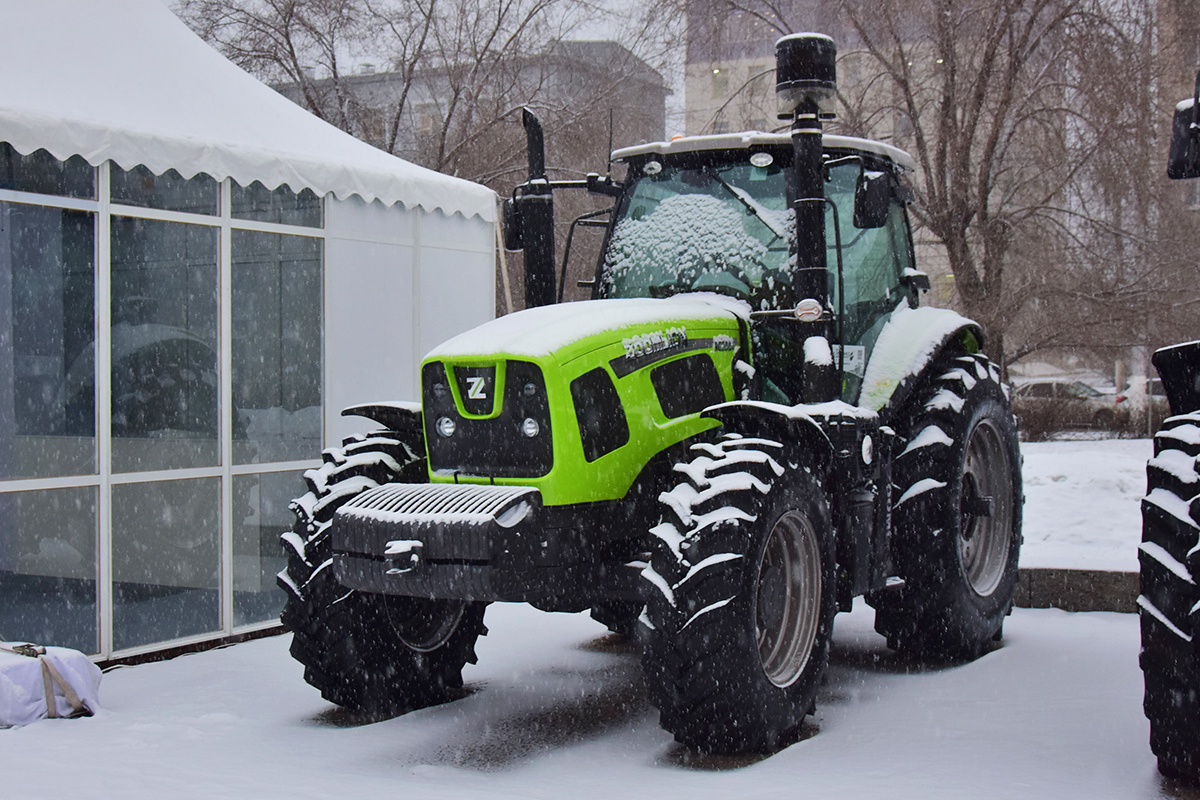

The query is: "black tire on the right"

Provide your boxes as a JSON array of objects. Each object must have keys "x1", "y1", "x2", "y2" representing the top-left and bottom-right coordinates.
[
  {"x1": 1140, "y1": 412, "x2": 1200, "y2": 784},
  {"x1": 870, "y1": 353, "x2": 1023, "y2": 660}
]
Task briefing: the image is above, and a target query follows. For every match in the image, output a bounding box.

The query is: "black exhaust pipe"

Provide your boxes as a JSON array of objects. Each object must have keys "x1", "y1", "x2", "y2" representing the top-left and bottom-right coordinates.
[
  {"x1": 775, "y1": 34, "x2": 839, "y2": 402},
  {"x1": 517, "y1": 109, "x2": 556, "y2": 308},
  {"x1": 776, "y1": 34, "x2": 836, "y2": 306}
]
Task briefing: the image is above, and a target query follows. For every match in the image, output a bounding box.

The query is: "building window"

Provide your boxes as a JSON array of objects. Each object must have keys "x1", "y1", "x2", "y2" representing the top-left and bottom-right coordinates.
[
  {"x1": 711, "y1": 68, "x2": 729, "y2": 97},
  {"x1": 232, "y1": 180, "x2": 322, "y2": 228},
  {"x1": 111, "y1": 477, "x2": 221, "y2": 651},
  {"x1": 233, "y1": 470, "x2": 304, "y2": 626},
  {"x1": 0, "y1": 144, "x2": 94, "y2": 199},
  {"x1": 110, "y1": 164, "x2": 218, "y2": 216},
  {"x1": 0, "y1": 144, "x2": 329, "y2": 657}
]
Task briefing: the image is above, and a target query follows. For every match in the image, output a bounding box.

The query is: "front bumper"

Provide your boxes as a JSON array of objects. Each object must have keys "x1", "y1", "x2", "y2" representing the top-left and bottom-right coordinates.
[{"x1": 331, "y1": 482, "x2": 640, "y2": 606}]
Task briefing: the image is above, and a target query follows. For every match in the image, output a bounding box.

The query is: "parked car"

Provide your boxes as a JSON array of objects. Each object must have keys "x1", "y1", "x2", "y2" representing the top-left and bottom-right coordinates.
[{"x1": 1012, "y1": 379, "x2": 1128, "y2": 437}]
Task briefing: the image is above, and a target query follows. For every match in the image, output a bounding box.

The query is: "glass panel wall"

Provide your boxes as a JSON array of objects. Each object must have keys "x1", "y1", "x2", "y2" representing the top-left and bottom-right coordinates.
[
  {"x1": 0, "y1": 202, "x2": 96, "y2": 480},
  {"x1": 112, "y1": 477, "x2": 221, "y2": 650},
  {"x1": 233, "y1": 471, "x2": 304, "y2": 626},
  {"x1": 0, "y1": 144, "x2": 327, "y2": 657},
  {"x1": 0, "y1": 487, "x2": 98, "y2": 653},
  {"x1": 110, "y1": 217, "x2": 219, "y2": 473},
  {"x1": 232, "y1": 231, "x2": 322, "y2": 463}
]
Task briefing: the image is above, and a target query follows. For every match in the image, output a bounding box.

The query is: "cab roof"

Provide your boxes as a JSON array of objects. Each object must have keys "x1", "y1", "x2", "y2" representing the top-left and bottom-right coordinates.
[{"x1": 612, "y1": 132, "x2": 917, "y2": 172}]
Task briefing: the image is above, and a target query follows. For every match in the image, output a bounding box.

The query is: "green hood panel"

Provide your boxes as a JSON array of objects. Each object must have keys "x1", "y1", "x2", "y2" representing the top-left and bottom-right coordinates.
[
  {"x1": 421, "y1": 295, "x2": 746, "y2": 506},
  {"x1": 426, "y1": 295, "x2": 747, "y2": 368}
]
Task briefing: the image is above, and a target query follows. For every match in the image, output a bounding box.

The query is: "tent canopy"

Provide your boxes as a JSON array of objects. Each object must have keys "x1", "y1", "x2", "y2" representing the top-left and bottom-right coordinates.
[{"x1": 0, "y1": 0, "x2": 496, "y2": 221}]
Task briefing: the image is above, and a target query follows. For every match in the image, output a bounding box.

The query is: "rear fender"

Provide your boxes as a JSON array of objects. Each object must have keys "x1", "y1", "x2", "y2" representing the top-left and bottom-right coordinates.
[
  {"x1": 858, "y1": 306, "x2": 984, "y2": 421},
  {"x1": 1153, "y1": 342, "x2": 1200, "y2": 416}
]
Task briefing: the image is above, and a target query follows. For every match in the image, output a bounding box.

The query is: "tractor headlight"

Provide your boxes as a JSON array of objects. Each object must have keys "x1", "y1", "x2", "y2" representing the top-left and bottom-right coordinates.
[
  {"x1": 521, "y1": 417, "x2": 541, "y2": 438},
  {"x1": 435, "y1": 416, "x2": 457, "y2": 437}
]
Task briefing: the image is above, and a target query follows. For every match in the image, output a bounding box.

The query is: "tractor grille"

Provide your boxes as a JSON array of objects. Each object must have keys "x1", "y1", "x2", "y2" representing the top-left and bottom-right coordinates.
[{"x1": 338, "y1": 482, "x2": 539, "y2": 527}]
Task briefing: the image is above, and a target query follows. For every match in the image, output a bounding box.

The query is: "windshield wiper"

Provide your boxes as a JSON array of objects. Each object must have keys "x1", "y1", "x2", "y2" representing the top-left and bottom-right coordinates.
[{"x1": 703, "y1": 167, "x2": 788, "y2": 242}]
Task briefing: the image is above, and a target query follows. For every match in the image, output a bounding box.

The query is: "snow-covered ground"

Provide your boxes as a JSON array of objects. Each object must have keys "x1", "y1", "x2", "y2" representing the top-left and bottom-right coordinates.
[
  {"x1": 0, "y1": 603, "x2": 1179, "y2": 799},
  {"x1": 1020, "y1": 437, "x2": 1151, "y2": 572},
  {"x1": 1, "y1": 437, "x2": 1184, "y2": 799}
]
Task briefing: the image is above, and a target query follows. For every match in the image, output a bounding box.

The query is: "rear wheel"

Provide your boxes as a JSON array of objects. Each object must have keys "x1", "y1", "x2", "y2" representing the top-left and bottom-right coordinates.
[
  {"x1": 640, "y1": 434, "x2": 835, "y2": 754},
  {"x1": 280, "y1": 431, "x2": 486, "y2": 715},
  {"x1": 870, "y1": 353, "x2": 1022, "y2": 659},
  {"x1": 1140, "y1": 412, "x2": 1200, "y2": 784}
]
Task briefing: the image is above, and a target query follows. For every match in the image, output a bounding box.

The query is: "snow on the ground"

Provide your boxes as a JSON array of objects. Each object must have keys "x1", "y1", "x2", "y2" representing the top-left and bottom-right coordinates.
[
  {"x1": 0, "y1": 437, "x2": 1177, "y2": 797},
  {"x1": 1019, "y1": 438, "x2": 1152, "y2": 572},
  {"x1": 0, "y1": 601, "x2": 1181, "y2": 800}
]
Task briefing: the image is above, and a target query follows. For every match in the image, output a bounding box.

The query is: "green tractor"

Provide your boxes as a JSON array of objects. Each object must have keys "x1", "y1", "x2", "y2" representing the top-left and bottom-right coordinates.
[
  {"x1": 280, "y1": 34, "x2": 1023, "y2": 755},
  {"x1": 1139, "y1": 68, "x2": 1200, "y2": 784}
]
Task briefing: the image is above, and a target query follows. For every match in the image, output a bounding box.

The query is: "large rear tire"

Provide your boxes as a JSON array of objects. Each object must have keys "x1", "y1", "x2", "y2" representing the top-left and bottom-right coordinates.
[
  {"x1": 870, "y1": 353, "x2": 1022, "y2": 659},
  {"x1": 1140, "y1": 412, "x2": 1200, "y2": 784},
  {"x1": 640, "y1": 434, "x2": 836, "y2": 754},
  {"x1": 280, "y1": 431, "x2": 486, "y2": 715}
]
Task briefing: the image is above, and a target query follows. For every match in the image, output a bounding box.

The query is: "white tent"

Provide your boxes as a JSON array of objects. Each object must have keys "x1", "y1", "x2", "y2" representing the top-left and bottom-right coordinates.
[
  {"x1": 0, "y1": 0, "x2": 496, "y2": 221},
  {"x1": 0, "y1": 0, "x2": 497, "y2": 660}
]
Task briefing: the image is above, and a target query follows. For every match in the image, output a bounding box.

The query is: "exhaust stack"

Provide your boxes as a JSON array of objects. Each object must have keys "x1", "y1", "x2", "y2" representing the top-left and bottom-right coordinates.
[{"x1": 776, "y1": 33, "x2": 837, "y2": 307}]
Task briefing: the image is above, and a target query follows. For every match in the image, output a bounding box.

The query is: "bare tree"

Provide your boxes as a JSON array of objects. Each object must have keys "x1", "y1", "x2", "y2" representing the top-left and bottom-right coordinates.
[
  {"x1": 834, "y1": 0, "x2": 1098, "y2": 368},
  {"x1": 176, "y1": 0, "x2": 678, "y2": 182},
  {"x1": 178, "y1": 0, "x2": 374, "y2": 132},
  {"x1": 692, "y1": 0, "x2": 1200, "y2": 374}
]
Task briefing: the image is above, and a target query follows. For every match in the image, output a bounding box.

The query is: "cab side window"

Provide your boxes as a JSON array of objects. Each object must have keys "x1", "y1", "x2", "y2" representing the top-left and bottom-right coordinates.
[{"x1": 825, "y1": 161, "x2": 911, "y2": 401}]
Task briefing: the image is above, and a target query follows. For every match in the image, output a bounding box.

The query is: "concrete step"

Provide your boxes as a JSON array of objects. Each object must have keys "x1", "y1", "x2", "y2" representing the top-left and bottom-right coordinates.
[{"x1": 1013, "y1": 568, "x2": 1138, "y2": 614}]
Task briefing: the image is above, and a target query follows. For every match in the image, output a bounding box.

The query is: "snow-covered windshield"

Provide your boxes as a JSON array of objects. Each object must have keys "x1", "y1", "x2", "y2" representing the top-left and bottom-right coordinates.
[{"x1": 601, "y1": 163, "x2": 796, "y2": 309}]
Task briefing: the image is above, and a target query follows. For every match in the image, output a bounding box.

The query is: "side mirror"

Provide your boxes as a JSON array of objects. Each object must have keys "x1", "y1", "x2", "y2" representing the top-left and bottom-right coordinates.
[
  {"x1": 502, "y1": 197, "x2": 524, "y2": 251},
  {"x1": 1168, "y1": 70, "x2": 1200, "y2": 180},
  {"x1": 853, "y1": 170, "x2": 890, "y2": 229}
]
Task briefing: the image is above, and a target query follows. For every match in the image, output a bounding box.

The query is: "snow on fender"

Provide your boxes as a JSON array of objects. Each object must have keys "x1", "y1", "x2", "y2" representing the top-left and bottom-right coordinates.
[{"x1": 1, "y1": 643, "x2": 101, "y2": 726}]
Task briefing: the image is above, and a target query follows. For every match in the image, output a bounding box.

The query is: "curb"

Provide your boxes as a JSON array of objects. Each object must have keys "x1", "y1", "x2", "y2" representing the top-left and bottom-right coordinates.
[{"x1": 1013, "y1": 568, "x2": 1138, "y2": 614}]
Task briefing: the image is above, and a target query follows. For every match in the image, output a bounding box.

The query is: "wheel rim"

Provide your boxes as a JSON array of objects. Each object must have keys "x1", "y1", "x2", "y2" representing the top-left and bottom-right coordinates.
[
  {"x1": 958, "y1": 417, "x2": 1013, "y2": 597},
  {"x1": 382, "y1": 596, "x2": 466, "y2": 653},
  {"x1": 756, "y1": 510, "x2": 823, "y2": 688}
]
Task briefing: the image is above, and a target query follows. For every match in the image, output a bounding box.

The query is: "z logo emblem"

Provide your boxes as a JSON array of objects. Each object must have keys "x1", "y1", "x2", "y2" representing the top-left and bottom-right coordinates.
[{"x1": 466, "y1": 376, "x2": 488, "y2": 400}]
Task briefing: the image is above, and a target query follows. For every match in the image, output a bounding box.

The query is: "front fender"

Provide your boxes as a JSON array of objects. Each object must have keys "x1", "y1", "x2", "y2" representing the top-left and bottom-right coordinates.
[{"x1": 701, "y1": 400, "x2": 835, "y2": 473}]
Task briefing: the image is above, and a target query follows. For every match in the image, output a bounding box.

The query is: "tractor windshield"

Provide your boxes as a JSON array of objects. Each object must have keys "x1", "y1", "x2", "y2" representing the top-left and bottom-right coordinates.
[
  {"x1": 601, "y1": 162, "x2": 795, "y2": 309},
  {"x1": 601, "y1": 157, "x2": 912, "y2": 332}
]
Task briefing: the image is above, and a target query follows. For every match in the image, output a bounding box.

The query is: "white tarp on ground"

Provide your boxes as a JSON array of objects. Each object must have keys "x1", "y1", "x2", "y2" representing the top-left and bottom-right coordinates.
[
  {"x1": 0, "y1": 645, "x2": 101, "y2": 727},
  {"x1": 0, "y1": 0, "x2": 496, "y2": 222}
]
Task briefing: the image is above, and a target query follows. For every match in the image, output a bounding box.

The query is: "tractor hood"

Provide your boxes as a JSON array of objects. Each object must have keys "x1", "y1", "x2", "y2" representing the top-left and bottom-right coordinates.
[{"x1": 426, "y1": 294, "x2": 749, "y2": 367}]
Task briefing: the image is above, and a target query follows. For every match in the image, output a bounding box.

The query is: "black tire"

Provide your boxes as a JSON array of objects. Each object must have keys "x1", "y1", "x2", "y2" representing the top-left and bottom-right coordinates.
[
  {"x1": 640, "y1": 434, "x2": 836, "y2": 754},
  {"x1": 870, "y1": 353, "x2": 1022, "y2": 659},
  {"x1": 1140, "y1": 411, "x2": 1200, "y2": 784},
  {"x1": 279, "y1": 430, "x2": 487, "y2": 715}
]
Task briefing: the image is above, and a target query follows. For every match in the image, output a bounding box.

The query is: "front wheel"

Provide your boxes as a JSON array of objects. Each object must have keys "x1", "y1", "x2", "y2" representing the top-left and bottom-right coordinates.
[
  {"x1": 280, "y1": 430, "x2": 487, "y2": 715},
  {"x1": 640, "y1": 434, "x2": 836, "y2": 754}
]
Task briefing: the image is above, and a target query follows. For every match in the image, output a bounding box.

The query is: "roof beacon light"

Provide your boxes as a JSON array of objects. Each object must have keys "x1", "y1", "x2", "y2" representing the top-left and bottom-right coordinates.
[{"x1": 775, "y1": 33, "x2": 837, "y2": 120}]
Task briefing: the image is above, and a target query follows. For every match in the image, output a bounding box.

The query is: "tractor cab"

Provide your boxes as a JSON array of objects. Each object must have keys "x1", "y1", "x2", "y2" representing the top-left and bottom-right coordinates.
[{"x1": 598, "y1": 133, "x2": 923, "y2": 403}]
